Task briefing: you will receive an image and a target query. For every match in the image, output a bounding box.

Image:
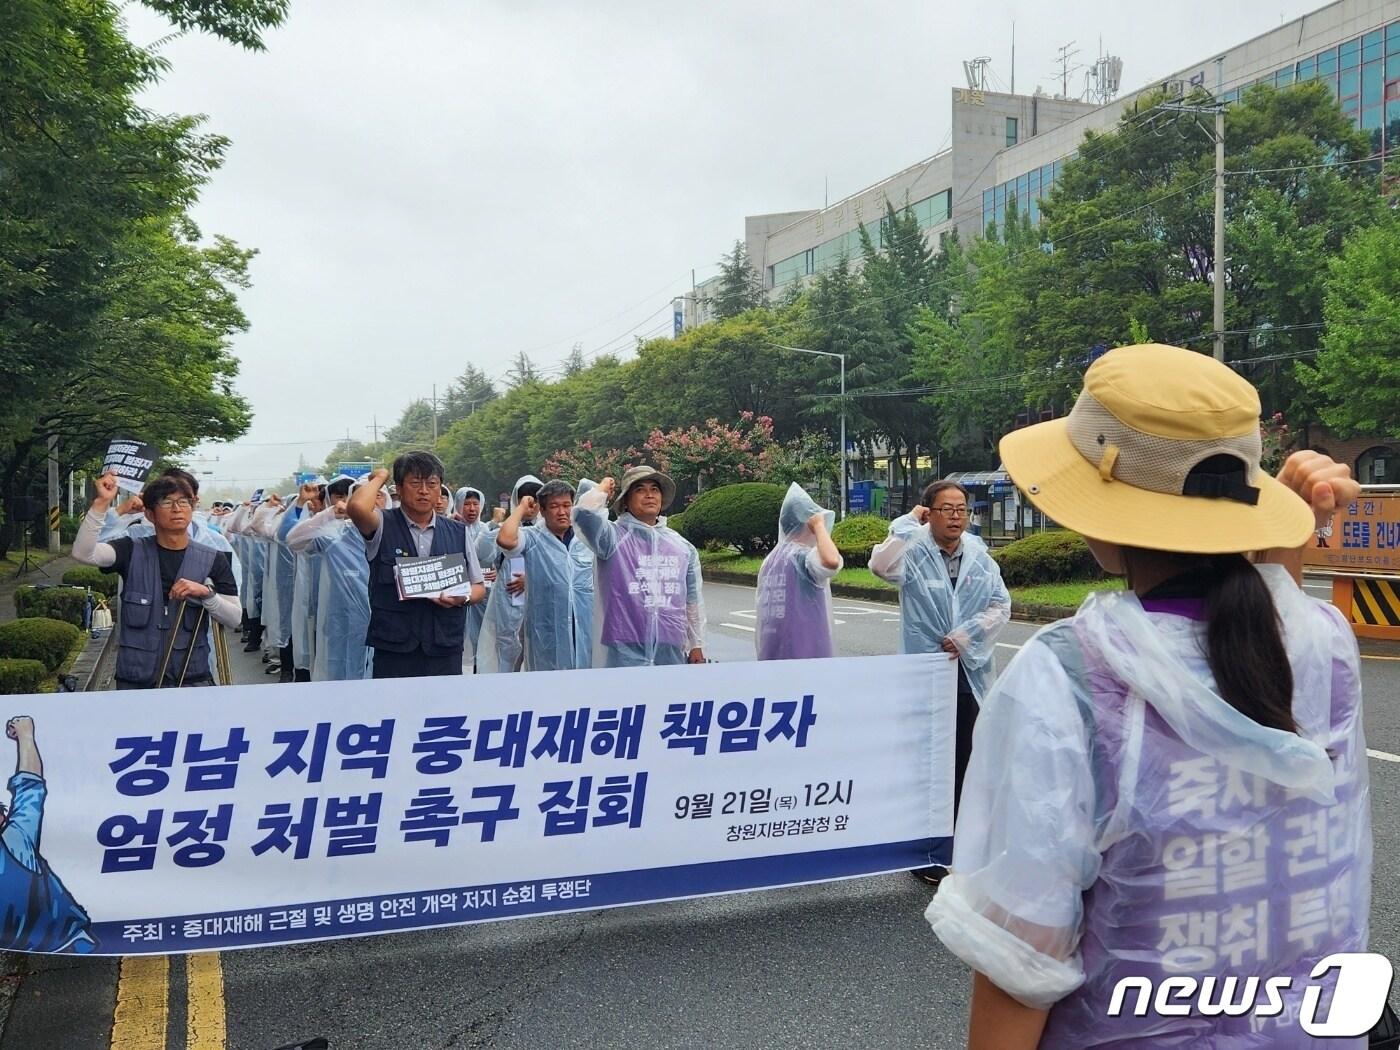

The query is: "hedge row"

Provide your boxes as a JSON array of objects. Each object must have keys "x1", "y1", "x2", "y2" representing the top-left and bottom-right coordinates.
[
  {"x1": 0, "y1": 659, "x2": 48, "y2": 695},
  {"x1": 990, "y1": 530, "x2": 1104, "y2": 586},
  {"x1": 829, "y1": 514, "x2": 888, "y2": 568},
  {"x1": 0, "y1": 618, "x2": 82, "y2": 672},
  {"x1": 14, "y1": 586, "x2": 89, "y2": 627},
  {"x1": 62, "y1": 565, "x2": 118, "y2": 597},
  {"x1": 672, "y1": 483, "x2": 785, "y2": 555}
]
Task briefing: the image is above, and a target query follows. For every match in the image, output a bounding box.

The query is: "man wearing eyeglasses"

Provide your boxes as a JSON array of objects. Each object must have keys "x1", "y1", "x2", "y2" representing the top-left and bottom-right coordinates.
[
  {"x1": 870, "y1": 479, "x2": 1010, "y2": 887},
  {"x1": 74, "y1": 473, "x2": 241, "y2": 689},
  {"x1": 347, "y1": 450, "x2": 486, "y2": 678}
]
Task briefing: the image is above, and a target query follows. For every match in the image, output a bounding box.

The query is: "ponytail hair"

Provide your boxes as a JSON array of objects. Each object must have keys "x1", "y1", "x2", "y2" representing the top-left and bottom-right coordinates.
[{"x1": 1201, "y1": 554, "x2": 1297, "y2": 734}]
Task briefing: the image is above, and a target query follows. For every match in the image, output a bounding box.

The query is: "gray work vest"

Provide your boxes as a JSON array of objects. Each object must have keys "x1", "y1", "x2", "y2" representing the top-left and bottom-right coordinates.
[{"x1": 116, "y1": 538, "x2": 218, "y2": 687}]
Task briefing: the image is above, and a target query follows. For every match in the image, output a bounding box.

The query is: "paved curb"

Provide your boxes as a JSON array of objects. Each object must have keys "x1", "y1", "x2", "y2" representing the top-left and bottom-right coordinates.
[{"x1": 700, "y1": 567, "x2": 1077, "y2": 624}]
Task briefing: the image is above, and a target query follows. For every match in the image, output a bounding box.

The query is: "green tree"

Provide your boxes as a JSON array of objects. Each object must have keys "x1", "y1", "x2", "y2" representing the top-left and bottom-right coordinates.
[
  {"x1": 711, "y1": 240, "x2": 765, "y2": 319},
  {"x1": 1299, "y1": 216, "x2": 1400, "y2": 436},
  {"x1": 439, "y1": 364, "x2": 497, "y2": 430},
  {"x1": 1026, "y1": 81, "x2": 1377, "y2": 415},
  {"x1": 505, "y1": 351, "x2": 540, "y2": 389}
]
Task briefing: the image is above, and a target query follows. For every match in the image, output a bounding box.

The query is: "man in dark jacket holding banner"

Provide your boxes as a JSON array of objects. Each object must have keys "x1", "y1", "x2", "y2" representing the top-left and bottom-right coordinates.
[{"x1": 347, "y1": 451, "x2": 486, "y2": 678}]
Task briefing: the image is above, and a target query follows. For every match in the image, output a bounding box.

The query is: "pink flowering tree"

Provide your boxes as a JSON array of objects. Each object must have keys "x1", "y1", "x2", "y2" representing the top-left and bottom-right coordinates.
[
  {"x1": 542, "y1": 440, "x2": 642, "y2": 484},
  {"x1": 643, "y1": 412, "x2": 776, "y2": 493}
]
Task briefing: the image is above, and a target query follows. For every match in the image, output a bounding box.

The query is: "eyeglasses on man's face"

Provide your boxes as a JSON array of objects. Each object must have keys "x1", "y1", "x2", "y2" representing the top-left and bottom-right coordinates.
[
  {"x1": 156, "y1": 498, "x2": 194, "y2": 511},
  {"x1": 932, "y1": 505, "x2": 967, "y2": 518}
]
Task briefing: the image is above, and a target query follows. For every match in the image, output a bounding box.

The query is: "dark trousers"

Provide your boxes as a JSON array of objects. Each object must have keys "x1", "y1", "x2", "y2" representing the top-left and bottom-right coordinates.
[
  {"x1": 371, "y1": 647, "x2": 463, "y2": 679},
  {"x1": 953, "y1": 662, "x2": 980, "y2": 821}
]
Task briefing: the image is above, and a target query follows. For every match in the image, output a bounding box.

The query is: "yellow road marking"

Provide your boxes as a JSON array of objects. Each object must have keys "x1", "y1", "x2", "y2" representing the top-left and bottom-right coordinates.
[
  {"x1": 187, "y1": 952, "x2": 227, "y2": 1049},
  {"x1": 110, "y1": 955, "x2": 168, "y2": 1050}
]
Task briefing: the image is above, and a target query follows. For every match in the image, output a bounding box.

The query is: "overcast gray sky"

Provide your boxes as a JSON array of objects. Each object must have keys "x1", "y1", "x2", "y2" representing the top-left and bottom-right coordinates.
[{"x1": 121, "y1": 0, "x2": 1321, "y2": 492}]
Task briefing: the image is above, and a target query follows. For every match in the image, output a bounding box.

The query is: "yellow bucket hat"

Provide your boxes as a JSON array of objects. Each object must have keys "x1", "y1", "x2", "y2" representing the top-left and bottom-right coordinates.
[{"x1": 999, "y1": 344, "x2": 1313, "y2": 555}]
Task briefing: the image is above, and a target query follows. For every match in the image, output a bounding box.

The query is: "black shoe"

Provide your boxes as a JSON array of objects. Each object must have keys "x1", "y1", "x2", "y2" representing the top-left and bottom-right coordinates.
[
  {"x1": 265, "y1": 663, "x2": 281, "y2": 675},
  {"x1": 911, "y1": 865, "x2": 948, "y2": 889}
]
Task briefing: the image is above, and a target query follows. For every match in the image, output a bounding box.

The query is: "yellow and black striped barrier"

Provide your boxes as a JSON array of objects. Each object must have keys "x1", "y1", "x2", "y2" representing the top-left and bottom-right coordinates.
[
  {"x1": 1331, "y1": 576, "x2": 1400, "y2": 641},
  {"x1": 48, "y1": 504, "x2": 61, "y2": 532}
]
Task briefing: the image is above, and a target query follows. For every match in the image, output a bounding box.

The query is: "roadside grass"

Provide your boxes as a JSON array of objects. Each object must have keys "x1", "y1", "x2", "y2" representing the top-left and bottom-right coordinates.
[
  {"x1": 699, "y1": 547, "x2": 1124, "y2": 609},
  {"x1": 0, "y1": 545, "x2": 68, "y2": 582}
]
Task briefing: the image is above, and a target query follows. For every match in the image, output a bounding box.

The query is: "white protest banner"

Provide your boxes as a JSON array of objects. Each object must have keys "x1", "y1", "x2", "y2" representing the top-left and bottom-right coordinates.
[
  {"x1": 0, "y1": 655, "x2": 953, "y2": 956},
  {"x1": 101, "y1": 438, "x2": 159, "y2": 494},
  {"x1": 395, "y1": 554, "x2": 468, "y2": 599}
]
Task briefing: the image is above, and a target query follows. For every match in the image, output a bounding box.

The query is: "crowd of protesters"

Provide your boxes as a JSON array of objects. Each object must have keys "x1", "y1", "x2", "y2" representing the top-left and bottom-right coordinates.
[{"x1": 68, "y1": 342, "x2": 1376, "y2": 1048}]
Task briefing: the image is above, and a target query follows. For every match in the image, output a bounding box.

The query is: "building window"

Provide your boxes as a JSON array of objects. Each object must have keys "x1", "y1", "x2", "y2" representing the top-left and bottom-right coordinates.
[{"x1": 1006, "y1": 117, "x2": 1019, "y2": 146}]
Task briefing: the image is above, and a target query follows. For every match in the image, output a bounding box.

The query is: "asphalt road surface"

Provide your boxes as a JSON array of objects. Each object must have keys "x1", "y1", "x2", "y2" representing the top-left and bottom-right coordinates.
[{"x1": 5, "y1": 580, "x2": 1397, "y2": 1049}]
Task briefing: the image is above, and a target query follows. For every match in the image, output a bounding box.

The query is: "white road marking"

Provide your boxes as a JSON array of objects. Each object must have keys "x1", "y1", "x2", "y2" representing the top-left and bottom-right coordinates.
[
  {"x1": 995, "y1": 642, "x2": 1023, "y2": 650},
  {"x1": 1369, "y1": 749, "x2": 1400, "y2": 764},
  {"x1": 720, "y1": 622, "x2": 755, "y2": 633}
]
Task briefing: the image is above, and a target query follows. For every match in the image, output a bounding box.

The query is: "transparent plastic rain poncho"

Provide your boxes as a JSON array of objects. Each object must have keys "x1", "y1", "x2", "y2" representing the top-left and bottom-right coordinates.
[
  {"x1": 868, "y1": 517, "x2": 1010, "y2": 701},
  {"x1": 755, "y1": 483, "x2": 841, "y2": 661},
  {"x1": 455, "y1": 487, "x2": 489, "y2": 658},
  {"x1": 926, "y1": 565, "x2": 1371, "y2": 1049},
  {"x1": 495, "y1": 512, "x2": 595, "y2": 672},
  {"x1": 474, "y1": 476, "x2": 541, "y2": 673},
  {"x1": 278, "y1": 504, "x2": 322, "y2": 671},
  {"x1": 286, "y1": 507, "x2": 372, "y2": 681},
  {"x1": 252, "y1": 500, "x2": 295, "y2": 648},
  {"x1": 227, "y1": 505, "x2": 264, "y2": 617},
  {"x1": 571, "y1": 485, "x2": 705, "y2": 668}
]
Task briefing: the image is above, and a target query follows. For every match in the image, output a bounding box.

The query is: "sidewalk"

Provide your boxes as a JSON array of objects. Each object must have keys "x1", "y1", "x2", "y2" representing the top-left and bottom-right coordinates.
[{"x1": 0, "y1": 552, "x2": 80, "y2": 625}]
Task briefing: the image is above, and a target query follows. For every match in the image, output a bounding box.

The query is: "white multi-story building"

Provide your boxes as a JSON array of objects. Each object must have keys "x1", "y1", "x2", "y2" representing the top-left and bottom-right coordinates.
[{"x1": 687, "y1": 0, "x2": 1400, "y2": 317}]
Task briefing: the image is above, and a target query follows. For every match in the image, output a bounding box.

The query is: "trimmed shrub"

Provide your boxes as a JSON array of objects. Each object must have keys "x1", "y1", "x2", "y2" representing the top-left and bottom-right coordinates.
[
  {"x1": 679, "y1": 483, "x2": 785, "y2": 555},
  {"x1": 0, "y1": 618, "x2": 82, "y2": 672},
  {"x1": 991, "y1": 530, "x2": 1104, "y2": 586},
  {"x1": 0, "y1": 659, "x2": 48, "y2": 695},
  {"x1": 664, "y1": 509, "x2": 688, "y2": 540},
  {"x1": 62, "y1": 565, "x2": 118, "y2": 597},
  {"x1": 830, "y1": 513, "x2": 889, "y2": 568},
  {"x1": 14, "y1": 585, "x2": 88, "y2": 627}
]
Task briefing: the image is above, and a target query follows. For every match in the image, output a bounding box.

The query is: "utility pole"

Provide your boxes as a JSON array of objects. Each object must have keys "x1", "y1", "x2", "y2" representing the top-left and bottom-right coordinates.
[
  {"x1": 1213, "y1": 58, "x2": 1226, "y2": 362},
  {"x1": 372, "y1": 415, "x2": 379, "y2": 444},
  {"x1": 46, "y1": 436, "x2": 59, "y2": 553},
  {"x1": 1161, "y1": 64, "x2": 1228, "y2": 361},
  {"x1": 431, "y1": 384, "x2": 438, "y2": 445}
]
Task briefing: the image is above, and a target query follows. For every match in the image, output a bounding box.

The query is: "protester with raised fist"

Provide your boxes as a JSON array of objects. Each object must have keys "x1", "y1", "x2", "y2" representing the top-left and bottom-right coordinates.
[
  {"x1": 925, "y1": 344, "x2": 1370, "y2": 1049},
  {"x1": 493, "y1": 480, "x2": 595, "y2": 672},
  {"x1": 474, "y1": 475, "x2": 542, "y2": 673},
  {"x1": 74, "y1": 472, "x2": 240, "y2": 688},
  {"x1": 347, "y1": 451, "x2": 485, "y2": 678},
  {"x1": 572, "y1": 466, "x2": 705, "y2": 667}
]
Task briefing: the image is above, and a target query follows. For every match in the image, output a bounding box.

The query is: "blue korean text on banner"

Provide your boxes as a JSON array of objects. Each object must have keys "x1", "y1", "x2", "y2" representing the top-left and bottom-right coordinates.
[{"x1": 0, "y1": 656, "x2": 954, "y2": 955}]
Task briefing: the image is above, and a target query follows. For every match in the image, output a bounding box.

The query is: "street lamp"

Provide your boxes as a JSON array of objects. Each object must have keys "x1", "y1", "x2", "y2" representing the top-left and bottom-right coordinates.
[{"x1": 765, "y1": 342, "x2": 847, "y2": 519}]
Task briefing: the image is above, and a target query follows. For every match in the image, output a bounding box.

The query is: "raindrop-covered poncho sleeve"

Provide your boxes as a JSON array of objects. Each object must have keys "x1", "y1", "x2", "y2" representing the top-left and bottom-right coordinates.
[{"x1": 925, "y1": 634, "x2": 1100, "y2": 1007}]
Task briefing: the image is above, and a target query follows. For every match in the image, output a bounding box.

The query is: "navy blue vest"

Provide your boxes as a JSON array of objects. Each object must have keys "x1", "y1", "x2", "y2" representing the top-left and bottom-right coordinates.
[
  {"x1": 366, "y1": 509, "x2": 469, "y2": 657},
  {"x1": 115, "y1": 538, "x2": 218, "y2": 687}
]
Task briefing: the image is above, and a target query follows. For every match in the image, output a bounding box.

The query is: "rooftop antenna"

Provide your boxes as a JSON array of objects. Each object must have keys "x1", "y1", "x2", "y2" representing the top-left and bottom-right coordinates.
[
  {"x1": 1053, "y1": 41, "x2": 1080, "y2": 99},
  {"x1": 1011, "y1": 22, "x2": 1015, "y2": 94},
  {"x1": 963, "y1": 56, "x2": 992, "y2": 91}
]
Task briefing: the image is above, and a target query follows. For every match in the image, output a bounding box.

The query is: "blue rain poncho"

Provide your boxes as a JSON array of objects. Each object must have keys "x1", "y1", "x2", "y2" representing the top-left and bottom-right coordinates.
[
  {"x1": 926, "y1": 565, "x2": 1370, "y2": 1047},
  {"x1": 496, "y1": 517, "x2": 594, "y2": 672},
  {"x1": 475, "y1": 476, "x2": 541, "y2": 674},
  {"x1": 868, "y1": 516, "x2": 1010, "y2": 701},
  {"x1": 227, "y1": 504, "x2": 265, "y2": 617},
  {"x1": 755, "y1": 483, "x2": 841, "y2": 661},
  {"x1": 287, "y1": 507, "x2": 372, "y2": 681},
  {"x1": 571, "y1": 486, "x2": 706, "y2": 668}
]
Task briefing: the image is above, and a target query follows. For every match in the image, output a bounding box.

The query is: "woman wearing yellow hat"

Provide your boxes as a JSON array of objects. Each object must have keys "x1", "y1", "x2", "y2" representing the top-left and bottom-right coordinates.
[{"x1": 925, "y1": 344, "x2": 1371, "y2": 1048}]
